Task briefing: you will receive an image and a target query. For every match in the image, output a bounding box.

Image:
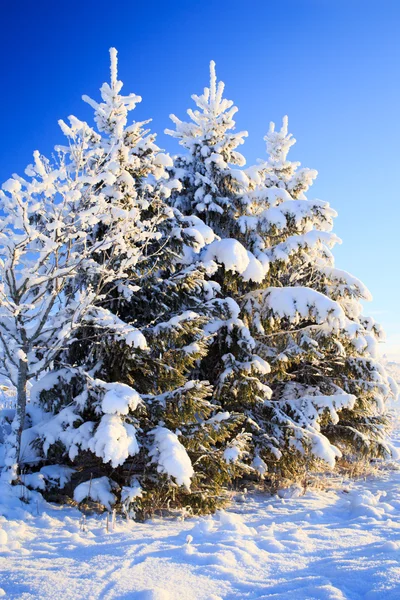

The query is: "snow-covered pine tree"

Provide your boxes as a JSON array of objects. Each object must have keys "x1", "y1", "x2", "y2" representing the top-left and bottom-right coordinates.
[
  {"x1": 31, "y1": 49, "x2": 243, "y2": 517},
  {"x1": 166, "y1": 62, "x2": 275, "y2": 476},
  {"x1": 240, "y1": 116, "x2": 397, "y2": 479}
]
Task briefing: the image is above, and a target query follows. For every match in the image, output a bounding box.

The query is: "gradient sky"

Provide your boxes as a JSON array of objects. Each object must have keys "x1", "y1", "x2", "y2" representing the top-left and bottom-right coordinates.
[{"x1": 1, "y1": 0, "x2": 399, "y2": 357}]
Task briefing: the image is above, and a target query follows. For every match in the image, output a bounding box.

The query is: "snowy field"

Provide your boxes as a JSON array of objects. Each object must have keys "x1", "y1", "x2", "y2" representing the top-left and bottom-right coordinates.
[{"x1": 0, "y1": 416, "x2": 399, "y2": 599}]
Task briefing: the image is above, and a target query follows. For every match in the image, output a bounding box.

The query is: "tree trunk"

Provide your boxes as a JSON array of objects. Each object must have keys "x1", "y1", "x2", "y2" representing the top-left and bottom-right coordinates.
[
  {"x1": 14, "y1": 355, "x2": 28, "y2": 474},
  {"x1": 2, "y1": 356, "x2": 28, "y2": 483}
]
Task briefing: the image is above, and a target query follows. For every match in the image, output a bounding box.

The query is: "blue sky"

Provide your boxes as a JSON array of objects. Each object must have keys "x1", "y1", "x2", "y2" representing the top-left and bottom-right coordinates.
[{"x1": 1, "y1": 0, "x2": 399, "y2": 357}]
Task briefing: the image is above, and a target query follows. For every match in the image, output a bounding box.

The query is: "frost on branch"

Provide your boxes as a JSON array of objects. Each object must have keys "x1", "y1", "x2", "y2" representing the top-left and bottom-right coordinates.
[
  {"x1": 0, "y1": 149, "x2": 149, "y2": 481},
  {"x1": 149, "y1": 427, "x2": 194, "y2": 490},
  {"x1": 32, "y1": 372, "x2": 142, "y2": 472},
  {"x1": 202, "y1": 239, "x2": 266, "y2": 282}
]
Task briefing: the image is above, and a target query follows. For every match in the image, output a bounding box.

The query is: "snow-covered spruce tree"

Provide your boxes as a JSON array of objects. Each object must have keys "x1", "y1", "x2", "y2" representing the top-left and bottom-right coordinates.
[
  {"x1": 166, "y1": 62, "x2": 276, "y2": 477},
  {"x1": 239, "y1": 116, "x2": 397, "y2": 479},
  {"x1": 32, "y1": 49, "x2": 243, "y2": 517},
  {"x1": 167, "y1": 63, "x2": 396, "y2": 483}
]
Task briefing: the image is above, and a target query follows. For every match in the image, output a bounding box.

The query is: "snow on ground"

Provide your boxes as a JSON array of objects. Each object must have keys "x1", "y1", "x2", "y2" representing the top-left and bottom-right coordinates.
[
  {"x1": 0, "y1": 371, "x2": 399, "y2": 599},
  {"x1": 2, "y1": 441, "x2": 400, "y2": 598}
]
